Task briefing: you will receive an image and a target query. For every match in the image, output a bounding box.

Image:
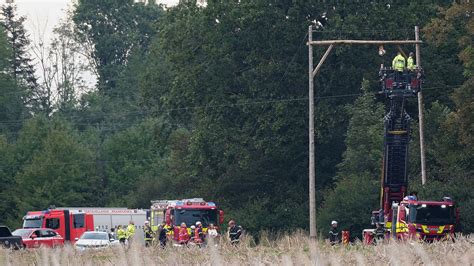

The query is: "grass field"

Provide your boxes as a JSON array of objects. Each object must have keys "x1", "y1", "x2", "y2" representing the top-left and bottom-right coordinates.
[{"x1": 1, "y1": 233, "x2": 473, "y2": 265}]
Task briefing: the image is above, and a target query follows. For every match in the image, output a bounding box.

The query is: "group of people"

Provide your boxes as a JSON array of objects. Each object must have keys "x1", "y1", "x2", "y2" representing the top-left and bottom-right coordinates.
[
  {"x1": 107, "y1": 221, "x2": 137, "y2": 245},
  {"x1": 141, "y1": 219, "x2": 243, "y2": 248},
  {"x1": 391, "y1": 51, "x2": 419, "y2": 84},
  {"x1": 328, "y1": 220, "x2": 385, "y2": 246}
]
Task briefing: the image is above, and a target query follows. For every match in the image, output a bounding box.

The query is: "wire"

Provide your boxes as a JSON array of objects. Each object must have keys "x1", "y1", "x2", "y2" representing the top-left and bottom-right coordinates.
[{"x1": 0, "y1": 84, "x2": 463, "y2": 125}]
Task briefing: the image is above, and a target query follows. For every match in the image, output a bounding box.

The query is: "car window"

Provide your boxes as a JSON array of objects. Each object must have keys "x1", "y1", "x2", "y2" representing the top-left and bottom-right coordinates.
[
  {"x1": 32, "y1": 230, "x2": 41, "y2": 238},
  {"x1": 41, "y1": 230, "x2": 56, "y2": 237},
  {"x1": 12, "y1": 229, "x2": 32, "y2": 237},
  {"x1": 0, "y1": 227, "x2": 12, "y2": 237}
]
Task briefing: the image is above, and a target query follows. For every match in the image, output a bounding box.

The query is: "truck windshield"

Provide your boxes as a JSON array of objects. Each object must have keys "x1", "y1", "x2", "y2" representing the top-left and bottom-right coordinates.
[
  {"x1": 174, "y1": 209, "x2": 217, "y2": 227},
  {"x1": 409, "y1": 205, "x2": 455, "y2": 225},
  {"x1": 23, "y1": 218, "x2": 43, "y2": 228}
]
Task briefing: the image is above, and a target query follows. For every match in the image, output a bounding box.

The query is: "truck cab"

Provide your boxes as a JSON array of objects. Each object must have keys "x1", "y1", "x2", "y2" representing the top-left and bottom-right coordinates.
[
  {"x1": 393, "y1": 199, "x2": 457, "y2": 241},
  {"x1": 23, "y1": 209, "x2": 93, "y2": 242},
  {"x1": 150, "y1": 198, "x2": 224, "y2": 242}
]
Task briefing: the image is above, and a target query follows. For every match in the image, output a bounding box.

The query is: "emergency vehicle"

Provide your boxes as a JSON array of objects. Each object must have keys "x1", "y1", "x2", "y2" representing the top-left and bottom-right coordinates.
[
  {"x1": 22, "y1": 207, "x2": 148, "y2": 243},
  {"x1": 362, "y1": 66, "x2": 458, "y2": 243},
  {"x1": 150, "y1": 198, "x2": 224, "y2": 242}
]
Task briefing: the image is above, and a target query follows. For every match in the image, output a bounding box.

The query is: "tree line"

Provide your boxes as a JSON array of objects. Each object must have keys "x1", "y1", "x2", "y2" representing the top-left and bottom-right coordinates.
[{"x1": 0, "y1": 0, "x2": 472, "y2": 236}]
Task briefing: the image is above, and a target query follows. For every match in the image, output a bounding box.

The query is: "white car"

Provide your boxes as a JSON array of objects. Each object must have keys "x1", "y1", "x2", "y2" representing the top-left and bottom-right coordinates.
[{"x1": 74, "y1": 231, "x2": 119, "y2": 250}]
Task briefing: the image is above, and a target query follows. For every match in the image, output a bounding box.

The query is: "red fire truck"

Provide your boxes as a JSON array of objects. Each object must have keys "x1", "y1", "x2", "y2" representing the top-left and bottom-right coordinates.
[
  {"x1": 363, "y1": 67, "x2": 458, "y2": 243},
  {"x1": 22, "y1": 207, "x2": 148, "y2": 243},
  {"x1": 150, "y1": 198, "x2": 224, "y2": 242}
]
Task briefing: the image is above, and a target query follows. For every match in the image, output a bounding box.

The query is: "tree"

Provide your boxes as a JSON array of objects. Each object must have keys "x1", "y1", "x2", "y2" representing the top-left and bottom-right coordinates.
[
  {"x1": 31, "y1": 13, "x2": 94, "y2": 116},
  {"x1": 318, "y1": 80, "x2": 384, "y2": 237},
  {"x1": 11, "y1": 117, "x2": 101, "y2": 226},
  {"x1": 0, "y1": 3, "x2": 43, "y2": 113},
  {"x1": 0, "y1": 25, "x2": 25, "y2": 135}
]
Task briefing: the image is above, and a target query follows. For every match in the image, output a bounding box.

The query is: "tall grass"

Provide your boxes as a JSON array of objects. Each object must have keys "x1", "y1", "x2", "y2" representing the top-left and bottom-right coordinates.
[{"x1": 1, "y1": 233, "x2": 472, "y2": 265}]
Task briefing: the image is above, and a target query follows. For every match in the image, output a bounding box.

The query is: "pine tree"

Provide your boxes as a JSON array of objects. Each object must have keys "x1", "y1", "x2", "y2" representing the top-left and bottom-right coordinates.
[{"x1": 0, "y1": 3, "x2": 49, "y2": 114}]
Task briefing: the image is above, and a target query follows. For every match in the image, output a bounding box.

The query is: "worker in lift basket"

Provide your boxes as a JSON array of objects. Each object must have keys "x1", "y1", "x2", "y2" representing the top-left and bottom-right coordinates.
[
  {"x1": 329, "y1": 221, "x2": 340, "y2": 245},
  {"x1": 392, "y1": 51, "x2": 406, "y2": 82}
]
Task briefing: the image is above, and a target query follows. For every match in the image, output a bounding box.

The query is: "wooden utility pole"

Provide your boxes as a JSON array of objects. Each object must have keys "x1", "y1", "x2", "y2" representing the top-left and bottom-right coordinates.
[
  {"x1": 415, "y1": 26, "x2": 427, "y2": 186},
  {"x1": 308, "y1": 25, "x2": 316, "y2": 239},
  {"x1": 307, "y1": 27, "x2": 422, "y2": 238}
]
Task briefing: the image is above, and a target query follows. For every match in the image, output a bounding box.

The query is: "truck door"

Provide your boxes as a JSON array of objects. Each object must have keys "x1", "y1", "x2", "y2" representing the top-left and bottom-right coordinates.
[
  {"x1": 44, "y1": 215, "x2": 63, "y2": 240},
  {"x1": 72, "y1": 213, "x2": 87, "y2": 241}
]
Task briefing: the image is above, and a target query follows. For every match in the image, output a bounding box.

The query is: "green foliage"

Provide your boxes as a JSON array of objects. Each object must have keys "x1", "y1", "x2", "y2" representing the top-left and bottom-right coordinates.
[
  {"x1": 318, "y1": 81, "x2": 383, "y2": 236},
  {"x1": 0, "y1": 1, "x2": 471, "y2": 236}
]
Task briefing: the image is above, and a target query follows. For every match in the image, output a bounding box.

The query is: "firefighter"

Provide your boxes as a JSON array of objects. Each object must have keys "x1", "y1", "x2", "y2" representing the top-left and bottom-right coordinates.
[
  {"x1": 127, "y1": 221, "x2": 136, "y2": 245},
  {"x1": 329, "y1": 221, "x2": 340, "y2": 245},
  {"x1": 117, "y1": 225, "x2": 127, "y2": 245},
  {"x1": 194, "y1": 221, "x2": 205, "y2": 245},
  {"x1": 143, "y1": 221, "x2": 154, "y2": 247},
  {"x1": 178, "y1": 222, "x2": 190, "y2": 245},
  {"x1": 227, "y1": 220, "x2": 243, "y2": 245},
  {"x1": 392, "y1": 52, "x2": 406, "y2": 82},
  {"x1": 189, "y1": 225, "x2": 196, "y2": 240},
  {"x1": 158, "y1": 221, "x2": 168, "y2": 248},
  {"x1": 374, "y1": 222, "x2": 386, "y2": 241},
  {"x1": 407, "y1": 52, "x2": 416, "y2": 71},
  {"x1": 392, "y1": 52, "x2": 406, "y2": 71}
]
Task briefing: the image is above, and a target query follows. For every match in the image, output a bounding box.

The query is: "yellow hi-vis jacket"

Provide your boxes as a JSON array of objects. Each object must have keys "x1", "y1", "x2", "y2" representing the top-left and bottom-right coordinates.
[
  {"x1": 127, "y1": 224, "x2": 136, "y2": 238},
  {"x1": 392, "y1": 54, "x2": 406, "y2": 71},
  {"x1": 117, "y1": 228, "x2": 127, "y2": 240},
  {"x1": 407, "y1": 56, "x2": 416, "y2": 70}
]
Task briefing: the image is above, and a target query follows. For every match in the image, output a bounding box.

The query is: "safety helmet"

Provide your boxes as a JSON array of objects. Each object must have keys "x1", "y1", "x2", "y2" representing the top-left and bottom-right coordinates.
[
  {"x1": 196, "y1": 221, "x2": 202, "y2": 226},
  {"x1": 331, "y1": 221, "x2": 338, "y2": 225},
  {"x1": 144, "y1": 221, "x2": 149, "y2": 224},
  {"x1": 190, "y1": 225, "x2": 196, "y2": 229}
]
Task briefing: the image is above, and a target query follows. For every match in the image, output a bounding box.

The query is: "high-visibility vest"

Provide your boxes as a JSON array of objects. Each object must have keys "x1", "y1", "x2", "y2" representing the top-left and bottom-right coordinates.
[
  {"x1": 127, "y1": 224, "x2": 136, "y2": 237},
  {"x1": 392, "y1": 55, "x2": 406, "y2": 71},
  {"x1": 407, "y1": 56, "x2": 416, "y2": 70},
  {"x1": 117, "y1": 228, "x2": 127, "y2": 240}
]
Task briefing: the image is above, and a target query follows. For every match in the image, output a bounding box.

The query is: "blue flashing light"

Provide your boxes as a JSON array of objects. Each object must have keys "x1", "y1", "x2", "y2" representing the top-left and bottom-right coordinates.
[
  {"x1": 176, "y1": 201, "x2": 184, "y2": 206},
  {"x1": 208, "y1": 202, "x2": 216, "y2": 207}
]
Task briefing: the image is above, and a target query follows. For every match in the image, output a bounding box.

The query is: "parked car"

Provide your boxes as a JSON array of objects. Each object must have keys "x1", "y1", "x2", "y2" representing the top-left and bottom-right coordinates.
[
  {"x1": 74, "y1": 231, "x2": 119, "y2": 250},
  {"x1": 12, "y1": 228, "x2": 64, "y2": 248},
  {"x1": 0, "y1": 226, "x2": 23, "y2": 249}
]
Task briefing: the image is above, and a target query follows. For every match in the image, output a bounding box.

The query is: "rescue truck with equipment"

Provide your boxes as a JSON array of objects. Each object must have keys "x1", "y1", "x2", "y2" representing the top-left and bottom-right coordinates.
[
  {"x1": 150, "y1": 198, "x2": 224, "y2": 243},
  {"x1": 22, "y1": 207, "x2": 148, "y2": 243},
  {"x1": 362, "y1": 66, "x2": 459, "y2": 243}
]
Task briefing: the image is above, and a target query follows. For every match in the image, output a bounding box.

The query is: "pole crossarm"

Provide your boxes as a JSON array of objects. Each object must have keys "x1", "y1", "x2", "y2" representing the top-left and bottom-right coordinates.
[{"x1": 308, "y1": 40, "x2": 422, "y2": 45}]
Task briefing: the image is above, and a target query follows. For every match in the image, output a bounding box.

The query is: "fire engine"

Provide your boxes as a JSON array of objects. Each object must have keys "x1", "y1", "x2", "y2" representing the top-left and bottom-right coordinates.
[
  {"x1": 22, "y1": 207, "x2": 148, "y2": 243},
  {"x1": 362, "y1": 66, "x2": 459, "y2": 243},
  {"x1": 150, "y1": 198, "x2": 224, "y2": 242}
]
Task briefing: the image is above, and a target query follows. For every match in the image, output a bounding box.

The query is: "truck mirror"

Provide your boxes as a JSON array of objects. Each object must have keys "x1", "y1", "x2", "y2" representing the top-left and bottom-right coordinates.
[
  {"x1": 219, "y1": 210, "x2": 224, "y2": 225},
  {"x1": 75, "y1": 237, "x2": 79, "y2": 241}
]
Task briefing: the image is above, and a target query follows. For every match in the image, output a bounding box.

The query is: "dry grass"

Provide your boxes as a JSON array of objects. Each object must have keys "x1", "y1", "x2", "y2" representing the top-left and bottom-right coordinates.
[{"x1": 1, "y1": 232, "x2": 473, "y2": 265}]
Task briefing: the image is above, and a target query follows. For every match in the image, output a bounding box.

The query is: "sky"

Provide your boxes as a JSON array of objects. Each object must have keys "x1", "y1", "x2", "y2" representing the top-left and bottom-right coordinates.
[
  {"x1": 0, "y1": 0, "x2": 180, "y2": 86},
  {"x1": 1, "y1": 0, "x2": 179, "y2": 46}
]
